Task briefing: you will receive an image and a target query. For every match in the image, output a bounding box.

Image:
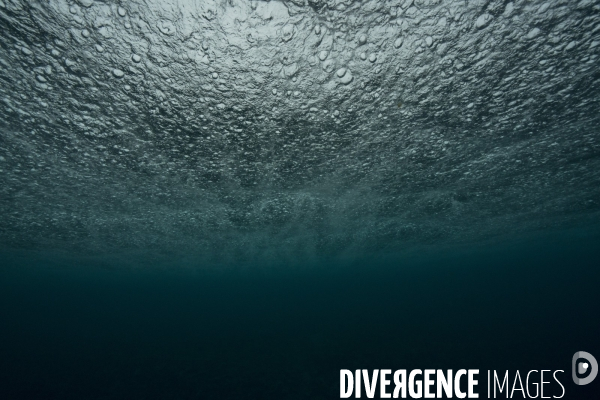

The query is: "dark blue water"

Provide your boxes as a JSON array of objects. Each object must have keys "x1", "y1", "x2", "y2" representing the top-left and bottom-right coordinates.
[{"x1": 1, "y1": 230, "x2": 599, "y2": 399}]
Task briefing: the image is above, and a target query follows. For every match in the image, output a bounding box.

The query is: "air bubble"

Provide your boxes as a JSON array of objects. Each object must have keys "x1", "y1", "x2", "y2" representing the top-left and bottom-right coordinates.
[
  {"x1": 368, "y1": 54, "x2": 377, "y2": 63},
  {"x1": 81, "y1": 29, "x2": 90, "y2": 38},
  {"x1": 95, "y1": 44, "x2": 104, "y2": 53},
  {"x1": 425, "y1": 37, "x2": 433, "y2": 47},
  {"x1": 360, "y1": 52, "x2": 367, "y2": 60},
  {"x1": 394, "y1": 37, "x2": 404, "y2": 48},
  {"x1": 112, "y1": 68, "x2": 124, "y2": 78},
  {"x1": 282, "y1": 25, "x2": 294, "y2": 42},
  {"x1": 339, "y1": 69, "x2": 353, "y2": 84},
  {"x1": 359, "y1": 34, "x2": 367, "y2": 44},
  {"x1": 315, "y1": 25, "x2": 321, "y2": 35},
  {"x1": 319, "y1": 50, "x2": 329, "y2": 61},
  {"x1": 118, "y1": 7, "x2": 126, "y2": 17},
  {"x1": 212, "y1": 72, "x2": 218, "y2": 79},
  {"x1": 336, "y1": 68, "x2": 347, "y2": 78},
  {"x1": 132, "y1": 54, "x2": 141, "y2": 63}
]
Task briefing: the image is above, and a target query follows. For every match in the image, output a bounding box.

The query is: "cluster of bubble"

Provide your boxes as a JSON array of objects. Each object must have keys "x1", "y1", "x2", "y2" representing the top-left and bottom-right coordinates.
[{"x1": 0, "y1": 0, "x2": 599, "y2": 266}]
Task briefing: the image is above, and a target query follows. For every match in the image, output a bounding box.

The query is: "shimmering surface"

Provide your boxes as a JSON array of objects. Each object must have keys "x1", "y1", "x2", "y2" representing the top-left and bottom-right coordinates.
[{"x1": 1, "y1": 0, "x2": 600, "y2": 265}]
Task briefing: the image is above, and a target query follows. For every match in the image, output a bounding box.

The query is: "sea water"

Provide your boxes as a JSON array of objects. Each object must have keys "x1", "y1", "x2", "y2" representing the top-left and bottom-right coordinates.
[
  {"x1": 1, "y1": 0, "x2": 600, "y2": 398},
  {"x1": 1, "y1": 229, "x2": 599, "y2": 399}
]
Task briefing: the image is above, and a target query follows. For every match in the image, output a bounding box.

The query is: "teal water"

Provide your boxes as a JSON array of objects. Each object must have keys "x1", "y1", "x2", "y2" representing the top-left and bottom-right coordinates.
[{"x1": 1, "y1": 230, "x2": 599, "y2": 399}]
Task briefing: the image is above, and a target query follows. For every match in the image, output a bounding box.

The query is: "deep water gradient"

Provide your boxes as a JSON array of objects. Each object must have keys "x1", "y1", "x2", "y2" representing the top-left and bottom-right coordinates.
[{"x1": 1, "y1": 229, "x2": 599, "y2": 399}]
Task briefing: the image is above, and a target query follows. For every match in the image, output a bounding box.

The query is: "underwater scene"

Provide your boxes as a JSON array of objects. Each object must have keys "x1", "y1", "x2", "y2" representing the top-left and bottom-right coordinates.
[{"x1": 1, "y1": 0, "x2": 599, "y2": 398}]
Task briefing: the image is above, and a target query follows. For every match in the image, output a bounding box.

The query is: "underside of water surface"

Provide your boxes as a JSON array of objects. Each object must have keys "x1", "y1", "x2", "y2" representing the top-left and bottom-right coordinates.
[{"x1": 1, "y1": 0, "x2": 599, "y2": 267}]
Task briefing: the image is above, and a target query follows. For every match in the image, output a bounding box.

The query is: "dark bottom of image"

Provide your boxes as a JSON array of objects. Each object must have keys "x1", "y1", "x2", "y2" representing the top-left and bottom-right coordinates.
[{"x1": 1, "y1": 230, "x2": 599, "y2": 399}]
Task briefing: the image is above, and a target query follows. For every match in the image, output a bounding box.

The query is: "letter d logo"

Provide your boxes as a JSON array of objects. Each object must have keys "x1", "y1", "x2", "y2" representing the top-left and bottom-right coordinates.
[{"x1": 572, "y1": 351, "x2": 598, "y2": 385}]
